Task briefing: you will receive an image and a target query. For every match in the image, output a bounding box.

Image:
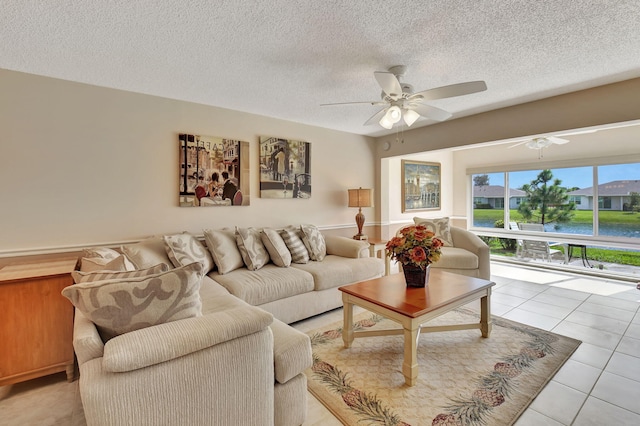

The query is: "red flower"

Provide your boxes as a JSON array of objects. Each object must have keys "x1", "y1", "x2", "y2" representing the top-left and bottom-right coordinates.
[{"x1": 409, "y1": 246, "x2": 427, "y2": 263}]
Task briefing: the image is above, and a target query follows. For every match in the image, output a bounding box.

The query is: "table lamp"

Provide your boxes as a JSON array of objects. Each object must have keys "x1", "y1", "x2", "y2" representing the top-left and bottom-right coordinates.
[{"x1": 348, "y1": 187, "x2": 372, "y2": 240}]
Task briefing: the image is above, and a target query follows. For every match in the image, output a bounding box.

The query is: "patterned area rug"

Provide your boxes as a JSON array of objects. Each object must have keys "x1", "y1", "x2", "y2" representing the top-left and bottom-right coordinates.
[{"x1": 305, "y1": 309, "x2": 581, "y2": 426}]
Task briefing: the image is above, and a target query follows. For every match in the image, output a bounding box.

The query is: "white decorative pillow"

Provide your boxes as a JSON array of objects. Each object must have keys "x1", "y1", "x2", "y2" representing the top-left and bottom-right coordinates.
[
  {"x1": 80, "y1": 256, "x2": 128, "y2": 272},
  {"x1": 82, "y1": 247, "x2": 135, "y2": 270},
  {"x1": 299, "y1": 224, "x2": 326, "y2": 261},
  {"x1": 164, "y1": 233, "x2": 215, "y2": 273},
  {"x1": 203, "y1": 228, "x2": 244, "y2": 274},
  {"x1": 235, "y1": 227, "x2": 270, "y2": 271},
  {"x1": 260, "y1": 228, "x2": 291, "y2": 267},
  {"x1": 121, "y1": 237, "x2": 173, "y2": 269},
  {"x1": 72, "y1": 264, "x2": 169, "y2": 284},
  {"x1": 280, "y1": 227, "x2": 309, "y2": 264},
  {"x1": 62, "y1": 262, "x2": 203, "y2": 341},
  {"x1": 413, "y1": 216, "x2": 454, "y2": 246}
]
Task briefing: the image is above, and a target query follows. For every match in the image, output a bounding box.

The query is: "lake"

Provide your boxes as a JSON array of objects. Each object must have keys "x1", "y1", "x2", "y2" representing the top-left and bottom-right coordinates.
[{"x1": 473, "y1": 220, "x2": 640, "y2": 239}]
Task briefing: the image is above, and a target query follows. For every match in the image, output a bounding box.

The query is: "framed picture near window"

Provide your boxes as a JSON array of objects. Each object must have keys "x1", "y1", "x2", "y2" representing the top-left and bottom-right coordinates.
[{"x1": 401, "y1": 160, "x2": 441, "y2": 212}]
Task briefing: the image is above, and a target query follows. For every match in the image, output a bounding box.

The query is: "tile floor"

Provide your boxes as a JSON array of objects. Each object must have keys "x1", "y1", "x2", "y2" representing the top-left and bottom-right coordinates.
[{"x1": 1, "y1": 262, "x2": 639, "y2": 425}]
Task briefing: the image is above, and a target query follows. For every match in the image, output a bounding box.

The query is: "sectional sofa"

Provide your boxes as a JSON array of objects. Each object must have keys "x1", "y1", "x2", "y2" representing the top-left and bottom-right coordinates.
[{"x1": 63, "y1": 225, "x2": 384, "y2": 426}]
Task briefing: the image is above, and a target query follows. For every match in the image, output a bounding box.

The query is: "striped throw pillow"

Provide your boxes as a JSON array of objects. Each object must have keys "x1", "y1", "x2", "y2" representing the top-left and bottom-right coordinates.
[{"x1": 280, "y1": 228, "x2": 309, "y2": 264}]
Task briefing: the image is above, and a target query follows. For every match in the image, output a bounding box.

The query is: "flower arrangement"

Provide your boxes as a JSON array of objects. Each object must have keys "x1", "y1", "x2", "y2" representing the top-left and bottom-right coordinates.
[{"x1": 386, "y1": 225, "x2": 443, "y2": 269}]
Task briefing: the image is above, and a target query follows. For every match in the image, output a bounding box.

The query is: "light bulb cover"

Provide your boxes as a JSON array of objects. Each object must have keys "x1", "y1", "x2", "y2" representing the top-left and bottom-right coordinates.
[
  {"x1": 403, "y1": 109, "x2": 420, "y2": 127},
  {"x1": 387, "y1": 106, "x2": 402, "y2": 123},
  {"x1": 379, "y1": 114, "x2": 394, "y2": 129}
]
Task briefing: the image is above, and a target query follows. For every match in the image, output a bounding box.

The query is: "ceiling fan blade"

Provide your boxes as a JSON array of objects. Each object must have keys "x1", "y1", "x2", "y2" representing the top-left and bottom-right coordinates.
[
  {"x1": 374, "y1": 71, "x2": 402, "y2": 100},
  {"x1": 548, "y1": 136, "x2": 569, "y2": 144},
  {"x1": 410, "y1": 81, "x2": 487, "y2": 102},
  {"x1": 411, "y1": 104, "x2": 452, "y2": 122},
  {"x1": 320, "y1": 101, "x2": 386, "y2": 106},
  {"x1": 508, "y1": 140, "x2": 530, "y2": 148},
  {"x1": 364, "y1": 108, "x2": 387, "y2": 126}
]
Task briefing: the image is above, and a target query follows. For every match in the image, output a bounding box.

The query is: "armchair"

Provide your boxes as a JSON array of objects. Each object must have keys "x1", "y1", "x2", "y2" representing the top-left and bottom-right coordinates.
[{"x1": 408, "y1": 218, "x2": 491, "y2": 280}]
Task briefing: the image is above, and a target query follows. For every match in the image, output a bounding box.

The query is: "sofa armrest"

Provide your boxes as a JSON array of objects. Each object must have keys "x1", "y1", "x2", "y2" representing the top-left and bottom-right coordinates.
[
  {"x1": 73, "y1": 309, "x2": 105, "y2": 366},
  {"x1": 325, "y1": 235, "x2": 369, "y2": 258},
  {"x1": 102, "y1": 306, "x2": 274, "y2": 373},
  {"x1": 450, "y1": 227, "x2": 491, "y2": 280}
]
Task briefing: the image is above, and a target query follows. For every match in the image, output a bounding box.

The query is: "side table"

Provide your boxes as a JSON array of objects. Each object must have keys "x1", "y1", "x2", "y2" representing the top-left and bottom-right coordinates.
[
  {"x1": 367, "y1": 238, "x2": 390, "y2": 276},
  {"x1": 567, "y1": 244, "x2": 591, "y2": 267},
  {"x1": 0, "y1": 258, "x2": 78, "y2": 385}
]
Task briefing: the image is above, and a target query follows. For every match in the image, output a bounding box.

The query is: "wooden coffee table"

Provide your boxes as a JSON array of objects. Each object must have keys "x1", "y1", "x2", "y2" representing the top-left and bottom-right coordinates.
[{"x1": 339, "y1": 269, "x2": 495, "y2": 386}]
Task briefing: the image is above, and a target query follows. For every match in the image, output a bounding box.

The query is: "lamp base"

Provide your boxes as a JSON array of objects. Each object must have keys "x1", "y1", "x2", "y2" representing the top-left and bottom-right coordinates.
[{"x1": 353, "y1": 234, "x2": 368, "y2": 241}]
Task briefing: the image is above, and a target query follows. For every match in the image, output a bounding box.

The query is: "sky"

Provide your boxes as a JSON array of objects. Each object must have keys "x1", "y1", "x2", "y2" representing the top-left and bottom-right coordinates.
[{"x1": 483, "y1": 163, "x2": 640, "y2": 189}]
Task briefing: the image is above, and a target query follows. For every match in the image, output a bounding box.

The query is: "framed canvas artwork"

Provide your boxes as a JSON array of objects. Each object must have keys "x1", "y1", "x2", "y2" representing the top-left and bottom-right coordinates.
[
  {"x1": 178, "y1": 134, "x2": 250, "y2": 207},
  {"x1": 401, "y1": 160, "x2": 441, "y2": 212},
  {"x1": 259, "y1": 136, "x2": 311, "y2": 199}
]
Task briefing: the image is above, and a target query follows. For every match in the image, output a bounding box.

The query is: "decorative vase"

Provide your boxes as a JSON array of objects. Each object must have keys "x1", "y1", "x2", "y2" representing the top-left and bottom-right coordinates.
[{"x1": 402, "y1": 263, "x2": 430, "y2": 288}]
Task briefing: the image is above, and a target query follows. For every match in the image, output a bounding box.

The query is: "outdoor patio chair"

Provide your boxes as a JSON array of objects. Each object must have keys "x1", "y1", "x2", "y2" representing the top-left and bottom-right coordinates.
[{"x1": 517, "y1": 223, "x2": 568, "y2": 263}]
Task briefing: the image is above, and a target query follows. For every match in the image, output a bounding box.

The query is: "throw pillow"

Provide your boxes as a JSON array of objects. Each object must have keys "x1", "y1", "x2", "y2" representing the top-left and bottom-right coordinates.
[
  {"x1": 121, "y1": 237, "x2": 173, "y2": 269},
  {"x1": 299, "y1": 224, "x2": 326, "y2": 261},
  {"x1": 80, "y1": 256, "x2": 128, "y2": 273},
  {"x1": 203, "y1": 228, "x2": 244, "y2": 274},
  {"x1": 260, "y1": 228, "x2": 291, "y2": 267},
  {"x1": 62, "y1": 262, "x2": 203, "y2": 341},
  {"x1": 82, "y1": 247, "x2": 135, "y2": 270},
  {"x1": 280, "y1": 227, "x2": 309, "y2": 264},
  {"x1": 164, "y1": 233, "x2": 215, "y2": 273},
  {"x1": 72, "y1": 264, "x2": 169, "y2": 284},
  {"x1": 235, "y1": 227, "x2": 270, "y2": 271},
  {"x1": 413, "y1": 216, "x2": 454, "y2": 246}
]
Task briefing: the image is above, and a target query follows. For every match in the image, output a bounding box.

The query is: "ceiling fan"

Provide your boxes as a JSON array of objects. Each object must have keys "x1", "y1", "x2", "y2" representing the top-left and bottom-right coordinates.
[
  {"x1": 321, "y1": 65, "x2": 487, "y2": 129},
  {"x1": 509, "y1": 136, "x2": 569, "y2": 158}
]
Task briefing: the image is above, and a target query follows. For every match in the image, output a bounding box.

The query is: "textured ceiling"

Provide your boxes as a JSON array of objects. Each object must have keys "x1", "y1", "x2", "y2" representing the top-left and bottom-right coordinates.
[{"x1": 2, "y1": 1, "x2": 640, "y2": 137}]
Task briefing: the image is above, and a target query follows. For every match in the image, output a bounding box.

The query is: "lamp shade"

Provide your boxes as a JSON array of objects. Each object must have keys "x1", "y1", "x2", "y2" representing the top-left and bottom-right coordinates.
[{"x1": 348, "y1": 187, "x2": 373, "y2": 208}]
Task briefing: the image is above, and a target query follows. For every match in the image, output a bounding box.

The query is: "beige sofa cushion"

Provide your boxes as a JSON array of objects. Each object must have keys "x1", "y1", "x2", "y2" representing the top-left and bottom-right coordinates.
[
  {"x1": 164, "y1": 233, "x2": 215, "y2": 273},
  {"x1": 210, "y1": 265, "x2": 314, "y2": 306},
  {"x1": 299, "y1": 224, "x2": 326, "y2": 261},
  {"x1": 413, "y1": 216, "x2": 454, "y2": 246},
  {"x1": 433, "y1": 246, "x2": 479, "y2": 270},
  {"x1": 121, "y1": 237, "x2": 174, "y2": 269},
  {"x1": 72, "y1": 264, "x2": 169, "y2": 283},
  {"x1": 80, "y1": 256, "x2": 129, "y2": 272},
  {"x1": 62, "y1": 262, "x2": 203, "y2": 341},
  {"x1": 235, "y1": 227, "x2": 270, "y2": 271},
  {"x1": 261, "y1": 228, "x2": 292, "y2": 267},
  {"x1": 280, "y1": 228, "x2": 309, "y2": 264},
  {"x1": 82, "y1": 247, "x2": 136, "y2": 270},
  {"x1": 203, "y1": 228, "x2": 244, "y2": 274},
  {"x1": 291, "y1": 255, "x2": 384, "y2": 291}
]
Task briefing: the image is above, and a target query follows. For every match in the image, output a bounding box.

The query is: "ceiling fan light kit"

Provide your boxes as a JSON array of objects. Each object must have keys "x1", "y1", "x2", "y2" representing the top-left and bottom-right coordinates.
[{"x1": 321, "y1": 65, "x2": 487, "y2": 130}]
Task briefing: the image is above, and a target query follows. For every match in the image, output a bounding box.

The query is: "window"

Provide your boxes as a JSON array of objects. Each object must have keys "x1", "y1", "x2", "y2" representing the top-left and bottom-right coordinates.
[
  {"x1": 598, "y1": 197, "x2": 612, "y2": 209},
  {"x1": 470, "y1": 163, "x2": 640, "y2": 243}
]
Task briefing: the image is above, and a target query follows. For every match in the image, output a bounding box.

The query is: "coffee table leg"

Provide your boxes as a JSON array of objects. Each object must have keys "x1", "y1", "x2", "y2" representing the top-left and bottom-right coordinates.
[
  {"x1": 402, "y1": 326, "x2": 419, "y2": 386},
  {"x1": 342, "y1": 298, "x2": 354, "y2": 348},
  {"x1": 480, "y1": 293, "x2": 492, "y2": 338}
]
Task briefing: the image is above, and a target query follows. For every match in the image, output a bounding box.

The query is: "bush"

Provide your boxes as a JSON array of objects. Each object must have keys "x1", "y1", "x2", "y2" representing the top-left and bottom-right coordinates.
[{"x1": 494, "y1": 219, "x2": 517, "y2": 251}]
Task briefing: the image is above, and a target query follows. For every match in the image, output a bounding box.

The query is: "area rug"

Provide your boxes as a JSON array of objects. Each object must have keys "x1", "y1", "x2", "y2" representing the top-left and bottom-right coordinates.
[{"x1": 305, "y1": 308, "x2": 581, "y2": 426}]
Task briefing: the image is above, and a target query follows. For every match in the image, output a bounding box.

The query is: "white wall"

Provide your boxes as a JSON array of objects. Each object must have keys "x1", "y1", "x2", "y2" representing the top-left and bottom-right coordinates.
[
  {"x1": 0, "y1": 69, "x2": 376, "y2": 255},
  {"x1": 380, "y1": 149, "x2": 454, "y2": 234}
]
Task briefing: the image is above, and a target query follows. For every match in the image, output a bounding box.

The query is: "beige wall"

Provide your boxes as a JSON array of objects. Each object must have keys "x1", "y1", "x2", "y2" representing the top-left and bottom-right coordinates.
[{"x1": 0, "y1": 69, "x2": 376, "y2": 255}]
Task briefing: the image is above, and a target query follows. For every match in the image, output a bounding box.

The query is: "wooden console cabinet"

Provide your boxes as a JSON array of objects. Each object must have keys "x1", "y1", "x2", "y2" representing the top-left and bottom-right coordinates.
[{"x1": 0, "y1": 258, "x2": 77, "y2": 385}]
